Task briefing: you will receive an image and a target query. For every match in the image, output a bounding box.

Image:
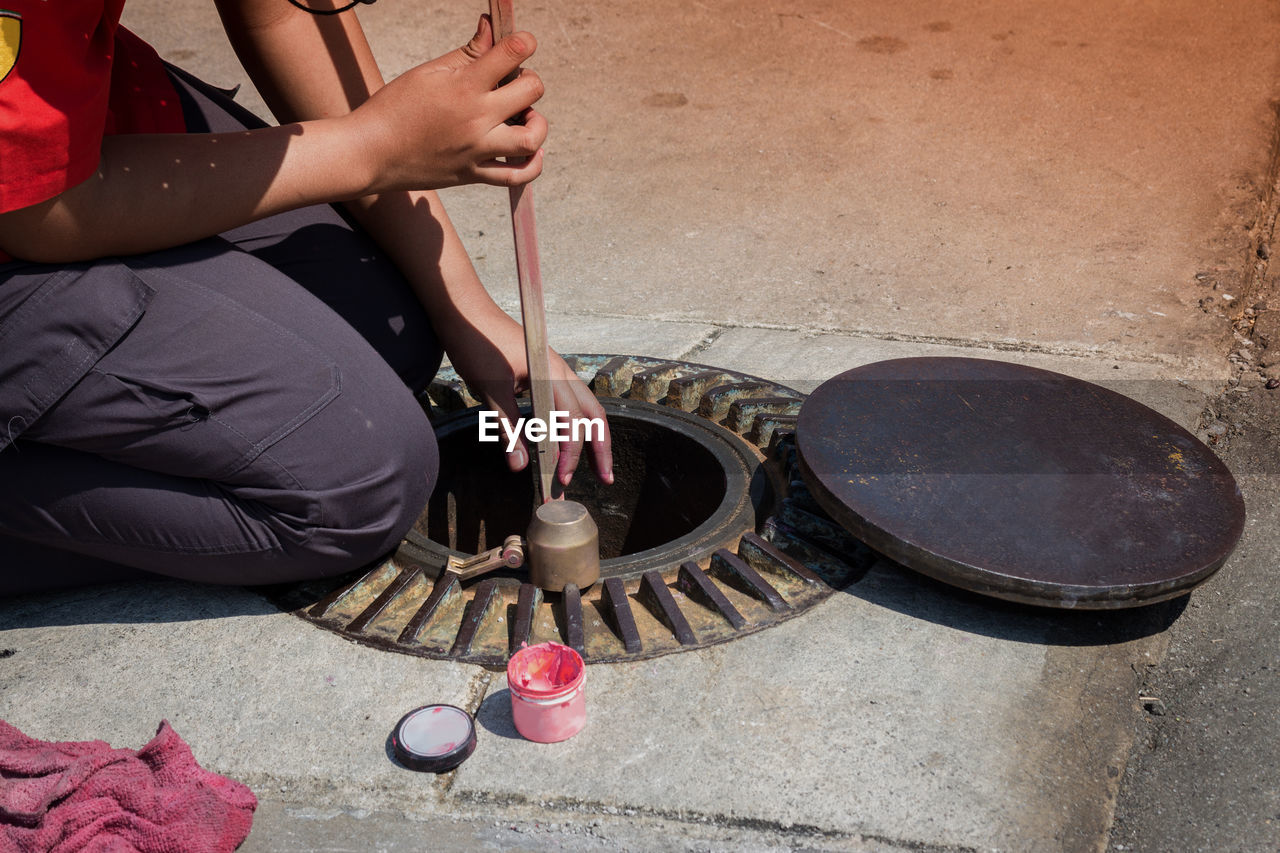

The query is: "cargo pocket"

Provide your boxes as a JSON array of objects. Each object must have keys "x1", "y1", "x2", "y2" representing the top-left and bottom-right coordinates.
[
  {"x1": 0, "y1": 261, "x2": 153, "y2": 453},
  {"x1": 30, "y1": 266, "x2": 340, "y2": 485}
]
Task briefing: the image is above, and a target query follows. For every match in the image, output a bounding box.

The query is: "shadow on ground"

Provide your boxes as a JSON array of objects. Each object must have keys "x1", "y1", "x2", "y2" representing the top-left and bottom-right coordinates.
[
  {"x1": 0, "y1": 578, "x2": 282, "y2": 629},
  {"x1": 839, "y1": 559, "x2": 1188, "y2": 648},
  {"x1": 474, "y1": 688, "x2": 523, "y2": 740}
]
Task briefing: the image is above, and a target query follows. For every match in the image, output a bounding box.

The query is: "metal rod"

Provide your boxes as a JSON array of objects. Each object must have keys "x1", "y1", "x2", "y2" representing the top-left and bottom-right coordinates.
[{"x1": 489, "y1": 0, "x2": 558, "y2": 504}]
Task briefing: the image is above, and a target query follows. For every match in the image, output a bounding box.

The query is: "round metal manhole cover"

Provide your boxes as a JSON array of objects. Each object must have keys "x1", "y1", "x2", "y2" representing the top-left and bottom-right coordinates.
[
  {"x1": 797, "y1": 357, "x2": 1245, "y2": 608},
  {"x1": 263, "y1": 355, "x2": 871, "y2": 665}
]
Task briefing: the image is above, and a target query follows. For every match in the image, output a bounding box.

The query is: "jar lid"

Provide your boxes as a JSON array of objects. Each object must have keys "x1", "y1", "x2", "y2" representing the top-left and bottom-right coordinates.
[{"x1": 391, "y1": 704, "x2": 477, "y2": 773}]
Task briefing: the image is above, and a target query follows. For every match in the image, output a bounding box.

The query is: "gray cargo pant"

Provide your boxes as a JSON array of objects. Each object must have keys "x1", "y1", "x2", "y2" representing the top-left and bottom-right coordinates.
[{"x1": 0, "y1": 67, "x2": 442, "y2": 593}]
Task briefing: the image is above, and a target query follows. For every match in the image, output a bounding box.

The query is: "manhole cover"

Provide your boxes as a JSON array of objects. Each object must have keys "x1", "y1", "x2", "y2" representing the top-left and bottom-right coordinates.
[
  {"x1": 798, "y1": 357, "x2": 1245, "y2": 608},
  {"x1": 265, "y1": 355, "x2": 870, "y2": 665}
]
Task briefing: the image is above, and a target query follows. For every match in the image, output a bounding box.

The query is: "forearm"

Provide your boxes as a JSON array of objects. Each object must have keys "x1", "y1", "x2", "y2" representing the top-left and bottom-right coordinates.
[
  {"x1": 218, "y1": 0, "x2": 516, "y2": 337},
  {"x1": 347, "y1": 190, "x2": 511, "y2": 341},
  {"x1": 0, "y1": 2, "x2": 385, "y2": 264},
  {"x1": 215, "y1": 0, "x2": 384, "y2": 124},
  {"x1": 1, "y1": 3, "x2": 540, "y2": 264},
  {"x1": 0, "y1": 119, "x2": 371, "y2": 263}
]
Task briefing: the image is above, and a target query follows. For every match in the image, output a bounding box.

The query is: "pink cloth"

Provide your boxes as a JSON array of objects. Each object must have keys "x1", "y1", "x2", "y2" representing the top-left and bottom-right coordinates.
[{"x1": 0, "y1": 720, "x2": 256, "y2": 853}]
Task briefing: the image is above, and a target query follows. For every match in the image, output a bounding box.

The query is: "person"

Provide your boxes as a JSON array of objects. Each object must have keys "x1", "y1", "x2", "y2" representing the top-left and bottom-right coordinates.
[{"x1": 0, "y1": 0, "x2": 613, "y2": 594}]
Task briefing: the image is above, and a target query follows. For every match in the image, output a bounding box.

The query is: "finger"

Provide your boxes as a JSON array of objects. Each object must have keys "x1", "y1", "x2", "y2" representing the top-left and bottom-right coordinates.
[
  {"x1": 576, "y1": 387, "x2": 613, "y2": 484},
  {"x1": 556, "y1": 441, "x2": 582, "y2": 487},
  {"x1": 552, "y1": 358, "x2": 613, "y2": 486},
  {"x1": 424, "y1": 16, "x2": 496, "y2": 73},
  {"x1": 458, "y1": 14, "x2": 495, "y2": 60},
  {"x1": 520, "y1": 108, "x2": 549, "y2": 146},
  {"x1": 483, "y1": 390, "x2": 529, "y2": 473},
  {"x1": 484, "y1": 112, "x2": 547, "y2": 159},
  {"x1": 469, "y1": 31, "x2": 537, "y2": 90},
  {"x1": 472, "y1": 148, "x2": 545, "y2": 187},
  {"x1": 487, "y1": 69, "x2": 546, "y2": 122},
  {"x1": 470, "y1": 14, "x2": 495, "y2": 54},
  {"x1": 551, "y1": 384, "x2": 585, "y2": 487}
]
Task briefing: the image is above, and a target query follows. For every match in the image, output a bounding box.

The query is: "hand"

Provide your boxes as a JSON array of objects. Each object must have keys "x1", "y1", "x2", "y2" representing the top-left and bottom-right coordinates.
[
  {"x1": 444, "y1": 311, "x2": 614, "y2": 487},
  {"x1": 350, "y1": 15, "x2": 547, "y2": 191}
]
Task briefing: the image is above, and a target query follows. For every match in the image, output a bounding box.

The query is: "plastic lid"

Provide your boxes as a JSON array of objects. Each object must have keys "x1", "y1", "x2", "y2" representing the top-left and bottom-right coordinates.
[{"x1": 391, "y1": 705, "x2": 477, "y2": 773}]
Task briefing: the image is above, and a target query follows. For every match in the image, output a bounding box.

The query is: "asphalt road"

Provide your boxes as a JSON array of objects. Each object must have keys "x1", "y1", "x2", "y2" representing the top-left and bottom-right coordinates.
[{"x1": 1108, "y1": 379, "x2": 1280, "y2": 853}]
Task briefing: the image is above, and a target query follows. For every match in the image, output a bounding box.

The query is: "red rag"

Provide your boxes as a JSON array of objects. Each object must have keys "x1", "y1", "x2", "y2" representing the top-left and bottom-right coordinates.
[{"x1": 0, "y1": 720, "x2": 257, "y2": 853}]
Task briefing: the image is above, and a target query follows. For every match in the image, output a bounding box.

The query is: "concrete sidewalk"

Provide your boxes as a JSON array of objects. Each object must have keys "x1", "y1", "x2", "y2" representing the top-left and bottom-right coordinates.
[
  {"x1": 4, "y1": 0, "x2": 1279, "y2": 850},
  {"x1": 0, "y1": 330, "x2": 1243, "y2": 853}
]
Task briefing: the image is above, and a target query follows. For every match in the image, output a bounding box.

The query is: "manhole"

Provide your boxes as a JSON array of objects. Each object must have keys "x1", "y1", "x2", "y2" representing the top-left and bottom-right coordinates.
[{"x1": 265, "y1": 355, "x2": 870, "y2": 665}]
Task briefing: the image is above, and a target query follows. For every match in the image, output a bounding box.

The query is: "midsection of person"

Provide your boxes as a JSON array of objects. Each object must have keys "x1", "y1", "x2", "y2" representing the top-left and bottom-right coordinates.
[{"x1": 0, "y1": 0, "x2": 612, "y2": 592}]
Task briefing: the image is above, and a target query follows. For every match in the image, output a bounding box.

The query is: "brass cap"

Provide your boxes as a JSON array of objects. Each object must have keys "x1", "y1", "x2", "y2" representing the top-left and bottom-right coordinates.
[{"x1": 526, "y1": 500, "x2": 601, "y2": 592}]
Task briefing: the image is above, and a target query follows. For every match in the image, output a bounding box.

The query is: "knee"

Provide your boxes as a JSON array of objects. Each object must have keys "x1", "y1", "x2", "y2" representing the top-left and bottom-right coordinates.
[{"x1": 284, "y1": 392, "x2": 439, "y2": 575}]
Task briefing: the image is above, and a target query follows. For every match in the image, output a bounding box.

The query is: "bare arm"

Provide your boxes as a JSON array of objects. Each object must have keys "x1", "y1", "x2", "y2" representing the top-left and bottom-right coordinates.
[
  {"x1": 216, "y1": 0, "x2": 611, "y2": 483},
  {"x1": 0, "y1": 0, "x2": 610, "y2": 482},
  {"x1": 0, "y1": 6, "x2": 544, "y2": 263},
  {"x1": 0, "y1": 122, "x2": 361, "y2": 262}
]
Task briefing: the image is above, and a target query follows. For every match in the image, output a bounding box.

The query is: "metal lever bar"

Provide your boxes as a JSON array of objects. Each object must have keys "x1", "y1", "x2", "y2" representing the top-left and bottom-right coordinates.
[{"x1": 444, "y1": 534, "x2": 526, "y2": 581}]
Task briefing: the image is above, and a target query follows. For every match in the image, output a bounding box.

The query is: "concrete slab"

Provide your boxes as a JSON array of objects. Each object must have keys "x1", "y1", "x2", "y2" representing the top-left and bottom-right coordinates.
[
  {"x1": 381, "y1": 0, "x2": 1274, "y2": 363},
  {"x1": 543, "y1": 313, "x2": 715, "y2": 362},
  {"x1": 1109, "y1": 385, "x2": 1280, "y2": 853},
  {"x1": 124, "y1": 0, "x2": 1278, "y2": 369},
  {"x1": 453, "y1": 562, "x2": 1170, "y2": 851},
  {"x1": 441, "y1": 313, "x2": 716, "y2": 369},
  {"x1": 691, "y1": 326, "x2": 1221, "y2": 429},
  {"x1": 0, "y1": 581, "x2": 480, "y2": 812},
  {"x1": 242, "y1": 799, "x2": 899, "y2": 852}
]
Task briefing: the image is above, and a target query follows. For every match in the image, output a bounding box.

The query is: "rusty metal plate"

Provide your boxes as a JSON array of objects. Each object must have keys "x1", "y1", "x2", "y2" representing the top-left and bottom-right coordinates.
[{"x1": 796, "y1": 357, "x2": 1245, "y2": 608}]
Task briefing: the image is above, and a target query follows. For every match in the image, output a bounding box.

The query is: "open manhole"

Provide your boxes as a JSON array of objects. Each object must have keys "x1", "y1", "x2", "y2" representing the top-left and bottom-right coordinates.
[{"x1": 265, "y1": 355, "x2": 871, "y2": 665}]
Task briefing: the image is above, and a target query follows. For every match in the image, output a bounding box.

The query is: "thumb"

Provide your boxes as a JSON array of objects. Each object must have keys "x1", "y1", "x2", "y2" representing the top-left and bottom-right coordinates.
[
  {"x1": 422, "y1": 15, "x2": 495, "y2": 74},
  {"x1": 464, "y1": 14, "x2": 497, "y2": 59},
  {"x1": 467, "y1": 31, "x2": 536, "y2": 90}
]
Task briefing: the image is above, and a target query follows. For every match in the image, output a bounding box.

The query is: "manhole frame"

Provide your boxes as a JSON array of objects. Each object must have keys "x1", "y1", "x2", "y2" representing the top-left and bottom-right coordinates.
[{"x1": 263, "y1": 355, "x2": 873, "y2": 666}]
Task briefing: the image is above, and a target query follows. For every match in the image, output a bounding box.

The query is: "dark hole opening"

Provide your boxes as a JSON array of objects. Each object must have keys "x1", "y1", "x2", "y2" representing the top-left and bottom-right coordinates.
[{"x1": 416, "y1": 411, "x2": 729, "y2": 560}]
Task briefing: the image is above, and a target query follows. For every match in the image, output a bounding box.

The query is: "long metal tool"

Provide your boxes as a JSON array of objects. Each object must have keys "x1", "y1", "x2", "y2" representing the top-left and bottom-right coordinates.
[{"x1": 489, "y1": 0, "x2": 558, "y2": 504}]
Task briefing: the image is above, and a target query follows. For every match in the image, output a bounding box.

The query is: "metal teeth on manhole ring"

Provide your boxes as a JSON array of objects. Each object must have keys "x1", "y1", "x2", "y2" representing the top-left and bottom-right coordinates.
[{"x1": 263, "y1": 355, "x2": 876, "y2": 665}]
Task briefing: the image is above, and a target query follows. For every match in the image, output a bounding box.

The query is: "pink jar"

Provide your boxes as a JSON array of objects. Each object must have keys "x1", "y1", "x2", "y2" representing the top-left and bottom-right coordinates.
[{"x1": 507, "y1": 642, "x2": 586, "y2": 743}]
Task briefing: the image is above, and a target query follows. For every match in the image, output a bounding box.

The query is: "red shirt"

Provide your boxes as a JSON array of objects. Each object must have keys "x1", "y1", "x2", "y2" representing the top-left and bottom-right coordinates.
[
  {"x1": 0, "y1": 2, "x2": 186, "y2": 452},
  {"x1": 0, "y1": 1, "x2": 184, "y2": 220}
]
